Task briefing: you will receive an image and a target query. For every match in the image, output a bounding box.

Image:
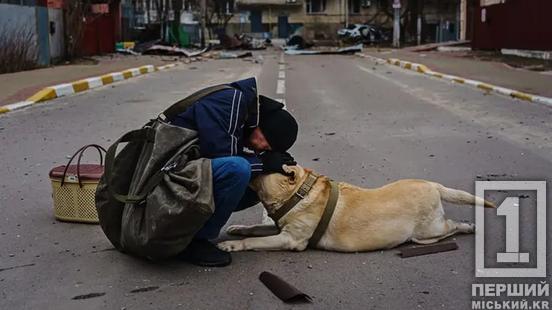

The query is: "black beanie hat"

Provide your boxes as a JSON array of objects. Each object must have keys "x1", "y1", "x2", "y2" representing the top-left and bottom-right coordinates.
[{"x1": 258, "y1": 95, "x2": 298, "y2": 152}]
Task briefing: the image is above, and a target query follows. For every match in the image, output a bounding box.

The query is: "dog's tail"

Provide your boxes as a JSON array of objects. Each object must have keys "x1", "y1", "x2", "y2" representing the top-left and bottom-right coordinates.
[{"x1": 433, "y1": 183, "x2": 496, "y2": 208}]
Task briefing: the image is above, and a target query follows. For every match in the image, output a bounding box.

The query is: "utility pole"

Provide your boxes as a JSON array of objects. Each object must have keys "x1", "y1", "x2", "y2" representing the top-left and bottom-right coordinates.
[
  {"x1": 345, "y1": 0, "x2": 349, "y2": 27},
  {"x1": 392, "y1": 0, "x2": 401, "y2": 48},
  {"x1": 417, "y1": 0, "x2": 422, "y2": 45},
  {"x1": 460, "y1": 0, "x2": 466, "y2": 40},
  {"x1": 200, "y1": 0, "x2": 206, "y2": 47}
]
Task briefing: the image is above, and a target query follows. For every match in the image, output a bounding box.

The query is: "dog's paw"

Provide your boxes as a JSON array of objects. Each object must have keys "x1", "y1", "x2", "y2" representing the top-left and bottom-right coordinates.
[
  {"x1": 225, "y1": 225, "x2": 248, "y2": 236},
  {"x1": 217, "y1": 240, "x2": 245, "y2": 252}
]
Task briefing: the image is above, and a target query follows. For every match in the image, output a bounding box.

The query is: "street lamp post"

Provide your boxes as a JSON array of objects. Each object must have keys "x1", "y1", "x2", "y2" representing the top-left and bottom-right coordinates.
[{"x1": 392, "y1": 0, "x2": 401, "y2": 48}]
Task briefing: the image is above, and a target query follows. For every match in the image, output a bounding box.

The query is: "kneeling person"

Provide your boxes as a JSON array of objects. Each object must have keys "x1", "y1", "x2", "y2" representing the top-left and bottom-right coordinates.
[{"x1": 170, "y1": 78, "x2": 298, "y2": 267}]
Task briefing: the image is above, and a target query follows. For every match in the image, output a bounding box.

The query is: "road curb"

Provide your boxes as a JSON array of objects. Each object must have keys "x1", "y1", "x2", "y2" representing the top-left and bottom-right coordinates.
[
  {"x1": 356, "y1": 53, "x2": 552, "y2": 107},
  {"x1": 0, "y1": 63, "x2": 180, "y2": 116}
]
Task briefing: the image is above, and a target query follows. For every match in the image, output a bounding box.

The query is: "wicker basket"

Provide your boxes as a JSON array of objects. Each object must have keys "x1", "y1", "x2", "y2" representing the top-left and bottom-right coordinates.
[{"x1": 49, "y1": 144, "x2": 106, "y2": 224}]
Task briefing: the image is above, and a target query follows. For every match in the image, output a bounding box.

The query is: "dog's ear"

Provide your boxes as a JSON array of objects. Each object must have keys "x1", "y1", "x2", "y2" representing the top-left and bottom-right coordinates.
[{"x1": 282, "y1": 165, "x2": 298, "y2": 184}]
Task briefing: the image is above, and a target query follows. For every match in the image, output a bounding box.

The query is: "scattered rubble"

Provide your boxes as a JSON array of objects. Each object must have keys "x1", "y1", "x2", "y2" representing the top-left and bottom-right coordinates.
[
  {"x1": 259, "y1": 271, "x2": 312, "y2": 303},
  {"x1": 217, "y1": 51, "x2": 253, "y2": 59},
  {"x1": 399, "y1": 242, "x2": 458, "y2": 258},
  {"x1": 285, "y1": 35, "x2": 313, "y2": 50},
  {"x1": 72, "y1": 292, "x2": 106, "y2": 300},
  {"x1": 142, "y1": 45, "x2": 209, "y2": 57},
  {"x1": 284, "y1": 44, "x2": 363, "y2": 56},
  {"x1": 218, "y1": 33, "x2": 267, "y2": 50}
]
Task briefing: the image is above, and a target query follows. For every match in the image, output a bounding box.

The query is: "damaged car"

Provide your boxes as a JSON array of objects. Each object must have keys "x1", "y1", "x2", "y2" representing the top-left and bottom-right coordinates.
[{"x1": 337, "y1": 24, "x2": 390, "y2": 44}]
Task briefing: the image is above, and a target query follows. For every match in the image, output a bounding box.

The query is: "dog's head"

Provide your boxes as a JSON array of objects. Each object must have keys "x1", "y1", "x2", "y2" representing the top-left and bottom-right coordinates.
[{"x1": 250, "y1": 165, "x2": 308, "y2": 213}]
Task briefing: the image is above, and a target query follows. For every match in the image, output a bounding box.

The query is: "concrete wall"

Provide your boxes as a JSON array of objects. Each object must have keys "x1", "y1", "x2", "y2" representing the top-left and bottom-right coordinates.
[{"x1": 48, "y1": 8, "x2": 64, "y2": 61}]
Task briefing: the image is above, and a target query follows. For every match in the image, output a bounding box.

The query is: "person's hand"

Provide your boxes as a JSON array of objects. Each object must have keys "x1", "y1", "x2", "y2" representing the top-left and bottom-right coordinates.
[{"x1": 260, "y1": 151, "x2": 297, "y2": 176}]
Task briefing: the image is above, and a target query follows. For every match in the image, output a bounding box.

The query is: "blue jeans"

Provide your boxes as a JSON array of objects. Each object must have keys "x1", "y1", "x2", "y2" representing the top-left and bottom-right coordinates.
[{"x1": 194, "y1": 156, "x2": 260, "y2": 240}]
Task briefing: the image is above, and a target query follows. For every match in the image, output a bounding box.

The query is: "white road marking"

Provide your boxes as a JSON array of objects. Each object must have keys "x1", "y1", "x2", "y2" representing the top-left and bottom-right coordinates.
[
  {"x1": 276, "y1": 79, "x2": 285, "y2": 95},
  {"x1": 279, "y1": 64, "x2": 285, "y2": 71},
  {"x1": 278, "y1": 71, "x2": 285, "y2": 79}
]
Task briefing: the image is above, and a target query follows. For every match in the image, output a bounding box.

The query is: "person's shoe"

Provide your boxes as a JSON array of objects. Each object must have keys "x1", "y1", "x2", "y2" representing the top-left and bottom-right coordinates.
[{"x1": 178, "y1": 239, "x2": 232, "y2": 267}]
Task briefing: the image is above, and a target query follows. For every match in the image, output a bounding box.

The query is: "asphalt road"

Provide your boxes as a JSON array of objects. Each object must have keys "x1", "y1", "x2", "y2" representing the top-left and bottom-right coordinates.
[{"x1": 1, "y1": 49, "x2": 550, "y2": 310}]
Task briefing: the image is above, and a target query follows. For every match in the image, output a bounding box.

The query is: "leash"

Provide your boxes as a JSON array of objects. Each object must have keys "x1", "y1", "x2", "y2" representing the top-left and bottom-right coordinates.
[{"x1": 308, "y1": 180, "x2": 339, "y2": 248}]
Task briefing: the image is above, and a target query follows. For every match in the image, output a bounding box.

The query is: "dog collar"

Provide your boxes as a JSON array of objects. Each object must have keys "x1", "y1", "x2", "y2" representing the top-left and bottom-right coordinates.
[{"x1": 269, "y1": 172, "x2": 320, "y2": 223}]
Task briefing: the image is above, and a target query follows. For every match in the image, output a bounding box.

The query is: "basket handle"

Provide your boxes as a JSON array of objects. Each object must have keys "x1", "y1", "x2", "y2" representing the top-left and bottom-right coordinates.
[{"x1": 61, "y1": 144, "x2": 107, "y2": 187}]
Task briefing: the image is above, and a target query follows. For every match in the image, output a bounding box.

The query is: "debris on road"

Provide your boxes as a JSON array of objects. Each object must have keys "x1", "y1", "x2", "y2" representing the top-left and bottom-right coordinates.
[
  {"x1": 404, "y1": 40, "x2": 470, "y2": 52},
  {"x1": 130, "y1": 286, "x2": 160, "y2": 293},
  {"x1": 116, "y1": 48, "x2": 141, "y2": 56},
  {"x1": 216, "y1": 51, "x2": 253, "y2": 59},
  {"x1": 143, "y1": 45, "x2": 209, "y2": 57},
  {"x1": 285, "y1": 35, "x2": 314, "y2": 50},
  {"x1": 399, "y1": 242, "x2": 459, "y2": 258},
  {"x1": 285, "y1": 44, "x2": 363, "y2": 56},
  {"x1": 218, "y1": 33, "x2": 267, "y2": 50},
  {"x1": 72, "y1": 292, "x2": 106, "y2": 300},
  {"x1": 259, "y1": 271, "x2": 312, "y2": 303}
]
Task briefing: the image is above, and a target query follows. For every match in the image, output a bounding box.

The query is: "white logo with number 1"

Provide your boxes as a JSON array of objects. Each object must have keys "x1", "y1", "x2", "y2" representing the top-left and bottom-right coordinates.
[
  {"x1": 496, "y1": 197, "x2": 529, "y2": 263},
  {"x1": 475, "y1": 181, "x2": 546, "y2": 278}
]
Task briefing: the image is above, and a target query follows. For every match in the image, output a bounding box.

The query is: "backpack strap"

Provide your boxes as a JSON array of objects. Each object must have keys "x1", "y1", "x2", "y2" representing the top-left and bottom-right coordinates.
[
  {"x1": 104, "y1": 128, "x2": 157, "y2": 203},
  {"x1": 159, "y1": 84, "x2": 233, "y2": 121}
]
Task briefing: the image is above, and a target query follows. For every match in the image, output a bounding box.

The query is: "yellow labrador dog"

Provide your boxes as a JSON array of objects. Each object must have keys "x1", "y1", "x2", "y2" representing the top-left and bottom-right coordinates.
[{"x1": 217, "y1": 165, "x2": 495, "y2": 253}]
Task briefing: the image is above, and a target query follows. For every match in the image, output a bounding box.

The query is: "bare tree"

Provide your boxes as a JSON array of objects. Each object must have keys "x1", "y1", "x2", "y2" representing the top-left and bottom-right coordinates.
[
  {"x1": 64, "y1": 0, "x2": 92, "y2": 59},
  {"x1": 0, "y1": 24, "x2": 38, "y2": 73},
  {"x1": 355, "y1": 0, "x2": 422, "y2": 43},
  {"x1": 205, "y1": 0, "x2": 234, "y2": 40}
]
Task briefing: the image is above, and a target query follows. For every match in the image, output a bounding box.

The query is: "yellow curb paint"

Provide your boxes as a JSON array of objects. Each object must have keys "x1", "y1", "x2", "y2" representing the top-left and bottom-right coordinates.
[
  {"x1": 417, "y1": 65, "x2": 429, "y2": 73},
  {"x1": 139, "y1": 67, "x2": 148, "y2": 74},
  {"x1": 511, "y1": 92, "x2": 532, "y2": 101},
  {"x1": 101, "y1": 75, "x2": 114, "y2": 84},
  {"x1": 0, "y1": 106, "x2": 9, "y2": 114},
  {"x1": 477, "y1": 83, "x2": 494, "y2": 91},
  {"x1": 72, "y1": 80, "x2": 89, "y2": 93},
  {"x1": 453, "y1": 78, "x2": 465, "y2": 84},
  {"x1": 373, "y1": 57, "x2": 552, "y2": 106},
  {"x1": 28, "y1": 87, "x2": 57, "y2": 102},
  {"x1": 122, "y1": 70, "x2": 133, "y2": 79}
]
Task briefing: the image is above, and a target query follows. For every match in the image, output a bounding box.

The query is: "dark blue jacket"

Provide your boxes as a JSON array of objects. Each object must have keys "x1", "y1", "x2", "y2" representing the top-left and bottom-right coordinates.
[{"x1": 171, "y1": 77, "x2": 263, "y2": 177}]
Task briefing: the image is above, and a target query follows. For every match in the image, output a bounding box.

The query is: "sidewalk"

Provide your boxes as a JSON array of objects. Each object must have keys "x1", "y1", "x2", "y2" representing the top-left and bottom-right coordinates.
[
  {"x1": 0, "y1": 54, "x2": 176, "y2": 106},
  {"x1": 362, "y1": 48, "x2": 552, "y2": 98}
]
